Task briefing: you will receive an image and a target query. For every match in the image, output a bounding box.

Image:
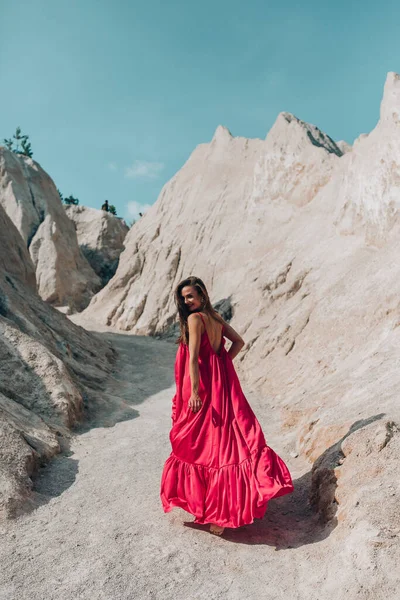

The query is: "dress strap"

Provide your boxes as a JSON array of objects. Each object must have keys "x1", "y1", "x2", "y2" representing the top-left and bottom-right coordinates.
[{"x1": 197, "y1": 311, "x2": 205, "y2": 327}]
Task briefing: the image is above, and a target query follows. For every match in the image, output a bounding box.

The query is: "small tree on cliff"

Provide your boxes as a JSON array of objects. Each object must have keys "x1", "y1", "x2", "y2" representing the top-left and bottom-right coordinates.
[
  {"x1": 63, "y1": 194, "x2": 79, "y2": 206},
  {"x1": 3, "y1": 126, "x2": 33, "y2": 157},
  {"x1": 109, "y1": 204, "x2": 117, "y2": 215}
]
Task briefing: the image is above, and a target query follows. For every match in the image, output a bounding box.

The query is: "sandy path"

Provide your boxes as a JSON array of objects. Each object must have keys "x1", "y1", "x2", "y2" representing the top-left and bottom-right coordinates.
[{"x1": 0, "y1": 325, "x2": 331, "y2": 600}]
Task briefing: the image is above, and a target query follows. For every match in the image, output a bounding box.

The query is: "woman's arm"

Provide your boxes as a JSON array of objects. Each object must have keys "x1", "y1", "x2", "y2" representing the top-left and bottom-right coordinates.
[
  {"x1": 187, "y1": 313, "x2": 203, "y2": 412},
  {"x1": 222, "y1": 320, "x2": 245, "y2": 360}
]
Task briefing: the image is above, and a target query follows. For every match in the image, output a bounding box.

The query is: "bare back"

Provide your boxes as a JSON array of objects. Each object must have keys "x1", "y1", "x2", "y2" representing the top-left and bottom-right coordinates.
[
  {"x1": 198, "y1": 312, "x2": 244, "y2": 353},
  {"x1": 198, "y1": 312, "x2": 223, "y2": 354}
]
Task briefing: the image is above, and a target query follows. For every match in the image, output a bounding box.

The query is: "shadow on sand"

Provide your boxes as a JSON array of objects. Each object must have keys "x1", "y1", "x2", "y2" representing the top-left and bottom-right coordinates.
[
  {"x1": 33, "y1": 330, "x2": 177, "y2": 509},
  {"x1": 75, "y1": 330, "x2": 177, "y2": 431},
  {"x1": 183, "y1": 413, "x2": 385, "y2": 549}
]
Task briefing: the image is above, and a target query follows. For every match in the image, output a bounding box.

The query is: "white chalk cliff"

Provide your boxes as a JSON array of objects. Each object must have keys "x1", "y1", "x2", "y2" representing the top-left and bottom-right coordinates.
[
  {"x1": 0, "y1": 201, "x2": 114, "y2": 519},
  {"x1": 334, "y1": 72, "x2": 400, "y2": 244},
  {"x1": 64, "y1": 204, "x2": 129, "y2": 286},
  {"x1": 0, "y1": 148, "x2": 101, "y2": 310},
  {"x1": 1, "y1": 71, "x2": 399, "y2": 597},
  {"x1": 82, "y1": 72, "x2": 400, "y2": 580},
  {"x1": 84, "y1": 108, "x2": 344, "y2": 333}
]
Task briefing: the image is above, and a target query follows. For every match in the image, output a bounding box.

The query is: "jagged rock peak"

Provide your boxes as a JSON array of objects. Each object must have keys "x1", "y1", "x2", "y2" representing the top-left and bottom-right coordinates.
[
  {"x1": 269, "y1": 111, "x2": 343, "y2": 157},
  {"x1": 336, "y1": 140, "x2": 352, "y2": 154},
  {"x1": 211, "y1": 125, "x2": 233, "y2": 143},
  {"x1": 278, "y1": 111, "x2": 299, "y2": 124},
  {"x1": 380, "y1": 71, "x2": 400, "y2": 123}
]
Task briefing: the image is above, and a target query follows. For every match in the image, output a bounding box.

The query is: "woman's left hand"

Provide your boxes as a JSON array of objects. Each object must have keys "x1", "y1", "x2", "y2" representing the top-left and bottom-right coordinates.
[{"x1": 188, "y1": 391, "x2": 202, "y2": 413}]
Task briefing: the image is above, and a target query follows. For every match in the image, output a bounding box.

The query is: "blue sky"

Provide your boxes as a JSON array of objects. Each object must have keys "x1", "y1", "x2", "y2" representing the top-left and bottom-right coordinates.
[{"x1": 1, "y1": 0, "x2": 399, "y2": 222}]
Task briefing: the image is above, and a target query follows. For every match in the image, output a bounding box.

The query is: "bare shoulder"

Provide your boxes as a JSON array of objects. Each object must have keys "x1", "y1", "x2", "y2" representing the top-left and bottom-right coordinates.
[{"x1": 187, "y1": 312, "x2": 203, "y2": 327}]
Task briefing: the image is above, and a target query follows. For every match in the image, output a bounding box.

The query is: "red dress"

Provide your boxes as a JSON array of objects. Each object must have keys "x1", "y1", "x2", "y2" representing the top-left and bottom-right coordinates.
[{"x1": 160, "y1": 313, "x2": 294, "y2": 528}]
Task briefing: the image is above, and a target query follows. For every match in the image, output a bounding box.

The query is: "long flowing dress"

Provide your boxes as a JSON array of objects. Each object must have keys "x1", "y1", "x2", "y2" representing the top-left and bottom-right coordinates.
[{"x1": 160, "y1": 313, "x2": 294, "y2": 528}]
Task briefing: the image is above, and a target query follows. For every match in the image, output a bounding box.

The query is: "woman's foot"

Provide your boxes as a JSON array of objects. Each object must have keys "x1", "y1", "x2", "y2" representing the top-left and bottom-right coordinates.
[{"x1": 210, "y1": 524, "x2": 224, "y2": 536}]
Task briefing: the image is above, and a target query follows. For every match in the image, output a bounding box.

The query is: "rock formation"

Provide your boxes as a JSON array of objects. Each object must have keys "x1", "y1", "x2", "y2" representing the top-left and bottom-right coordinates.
[
  {"x1": 334, "y1": 71, "x2": 400, "y2": 245},
  {"x1": 64, "y1": 205, "x2": 129, "y2": 286},
  {"x1": 83, "y1": 111, "x2": 343, "y2": 334},
  {"x1": 0, "y1": 203, "x2": 114, "y2": 519},
  {"x1": 82, "y1": 72, "x2": 400, "y2": 575},
  {"x1": 0, "y1": 148, "x2": 101, "y2": 310}
]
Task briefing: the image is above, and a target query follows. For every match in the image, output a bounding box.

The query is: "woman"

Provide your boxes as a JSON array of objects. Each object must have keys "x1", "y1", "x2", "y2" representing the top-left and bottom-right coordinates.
[{"x1": 160, "y1": 276, "x2": 294, "y2": 536}]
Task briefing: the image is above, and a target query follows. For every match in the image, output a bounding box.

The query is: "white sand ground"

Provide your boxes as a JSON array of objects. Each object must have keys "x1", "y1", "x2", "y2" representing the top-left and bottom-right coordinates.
[{"x1": 0, "y1": 320, "x2": 373, "y2": 600}]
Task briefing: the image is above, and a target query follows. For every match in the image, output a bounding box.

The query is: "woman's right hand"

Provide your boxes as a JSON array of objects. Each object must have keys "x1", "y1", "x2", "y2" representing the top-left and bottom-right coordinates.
[{"x1": 188, "y1": 391, "x2": 202, "y2": 413}]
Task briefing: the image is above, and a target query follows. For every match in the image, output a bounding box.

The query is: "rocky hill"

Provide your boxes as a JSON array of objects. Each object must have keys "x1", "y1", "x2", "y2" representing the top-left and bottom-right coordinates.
[
  {"x1": 65, "y1": 205, "x2": 129, "y2": 287},
  {"x1": 81, "y1": 72, "x2": 400, "y2": 568},
  {"x1": 1, "y1": 70, "x2": 400, "y2": 596},
  {"x1": 0, "y1": 148, "x2": 101, "y2": 310},
  {"x1": 0, "y1": 201, "x2": 114, "y2": 520}
]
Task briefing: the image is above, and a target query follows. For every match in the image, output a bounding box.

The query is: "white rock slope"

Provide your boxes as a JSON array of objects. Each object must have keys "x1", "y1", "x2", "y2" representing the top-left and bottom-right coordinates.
[
  {"x1": 82, "y1": 72, "x2": 400, "y2": 591},
  {"x1": 65, "y1": 205, "x2": 129, "y2": 286},
  {"x1": 0, "y1": 202, "x2": 114, "y2": 520},
  {"x1": 0, "y1": 148, "x2": 101, "y2": 310},
  {"x1": 84, "y1": 112, "x2": 342, "y2": 333}
]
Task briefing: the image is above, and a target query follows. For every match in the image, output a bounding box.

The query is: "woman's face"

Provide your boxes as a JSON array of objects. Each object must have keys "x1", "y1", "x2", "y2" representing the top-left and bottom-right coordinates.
[{"x1": 181, "y1": 285, "x2": 203, "y2": 312}]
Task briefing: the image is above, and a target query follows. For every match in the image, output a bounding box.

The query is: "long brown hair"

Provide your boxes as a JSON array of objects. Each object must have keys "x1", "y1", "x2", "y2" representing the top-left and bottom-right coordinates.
[{"x1": 174, "y1": 276, "x2": 224, "y2": 345}]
